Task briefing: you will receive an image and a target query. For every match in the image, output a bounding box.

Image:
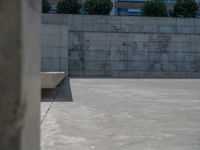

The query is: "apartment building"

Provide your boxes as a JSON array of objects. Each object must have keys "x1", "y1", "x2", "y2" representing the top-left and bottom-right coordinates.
[{"x1": 48, "y1": 0, "x2": 59, "y2": 13}]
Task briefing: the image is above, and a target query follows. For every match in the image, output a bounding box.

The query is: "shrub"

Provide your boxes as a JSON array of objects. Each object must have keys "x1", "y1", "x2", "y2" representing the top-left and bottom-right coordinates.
[
  {"x1": 173, "y1": 0, "x2": 198, "y2": 18},
  {"x1": 42, "y1": 0, "x2": 51, "y2": 13},
  {"x1": 142, "y1": 0, "x2": 168, "y2": 17},
  {"x1": 57, "y1": 0, "x2": 81, "y2": 14},
  {"x1": 84, "y1": 0, "x2": 113, "y2": 15}
]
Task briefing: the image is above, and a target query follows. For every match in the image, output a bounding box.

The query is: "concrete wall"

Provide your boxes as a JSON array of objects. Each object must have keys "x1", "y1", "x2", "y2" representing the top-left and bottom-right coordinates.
[
  {"x1": 42, "y1": 14, "x2": 200, "y2": 78},
  {"x1": 0, "y1": 0, "x2": 40, "y2": 150},
  {"x1": 41, "y1": 23, "x2": 68, "y2": 73}
]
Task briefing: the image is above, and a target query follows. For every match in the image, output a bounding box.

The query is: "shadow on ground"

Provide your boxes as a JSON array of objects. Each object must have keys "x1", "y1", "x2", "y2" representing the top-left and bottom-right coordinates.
[{"x1": 41, "y1": 78, "x2": 73, "y2": 102}]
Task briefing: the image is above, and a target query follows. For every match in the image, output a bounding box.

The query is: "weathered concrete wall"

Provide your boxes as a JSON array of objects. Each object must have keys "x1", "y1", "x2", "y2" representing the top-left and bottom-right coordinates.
[
  {"x1": 42, "y1": 14, "x2": 200, "y2": 78},
  {"x1": 0, "y1": 0, "x2": 40, "y2": 150},
  {"x1": 41, "y1": 23, "x2": 68, "y2": 72}
]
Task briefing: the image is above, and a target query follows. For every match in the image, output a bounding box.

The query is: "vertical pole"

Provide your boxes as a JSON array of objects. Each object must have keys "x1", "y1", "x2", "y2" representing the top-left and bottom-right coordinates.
[{"x1": 0, "y1": 0, "x2": 41, "y2": 150}]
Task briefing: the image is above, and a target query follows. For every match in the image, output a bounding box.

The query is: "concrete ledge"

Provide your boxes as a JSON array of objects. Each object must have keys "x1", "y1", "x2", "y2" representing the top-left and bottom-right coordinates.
[{"x1": 41, "y1": 72, "x2": 66, "y2": 89}]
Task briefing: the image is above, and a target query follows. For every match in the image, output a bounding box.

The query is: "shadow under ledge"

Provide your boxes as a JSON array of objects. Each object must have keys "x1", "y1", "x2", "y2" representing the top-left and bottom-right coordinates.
[{"x1": 41, "y1": 78, "x2": 73, "y2": 102}]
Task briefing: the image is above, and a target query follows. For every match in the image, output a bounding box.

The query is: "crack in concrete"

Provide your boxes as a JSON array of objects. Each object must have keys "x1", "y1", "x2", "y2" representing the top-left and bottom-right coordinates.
[{"x1": 40, "y1": 100, "x2": 54, "y2": 125}]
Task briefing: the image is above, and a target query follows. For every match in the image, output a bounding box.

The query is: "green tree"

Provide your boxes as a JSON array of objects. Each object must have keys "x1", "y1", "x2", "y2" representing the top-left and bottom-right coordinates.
[
  {"x1": 84, "y1": 0, "x2": 113, "y2": 15},
  {"x1": 173, "y1": 0, "x2": 198, "y2": 17},
  {"x1": 42, "y1": 0, "x2": 51, "y2": 13},
  {"x1": 57, "y1": 0, "x2": 81, "y2": 14},
  {"x1": 142, "y1": 0, "x2": 168, "y2": 17}
]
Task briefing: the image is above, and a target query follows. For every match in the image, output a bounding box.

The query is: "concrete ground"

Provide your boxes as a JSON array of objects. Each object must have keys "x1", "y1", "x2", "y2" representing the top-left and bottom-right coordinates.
[{"x1": 41, "y1": 79, "x2": 200, "y2": 150}]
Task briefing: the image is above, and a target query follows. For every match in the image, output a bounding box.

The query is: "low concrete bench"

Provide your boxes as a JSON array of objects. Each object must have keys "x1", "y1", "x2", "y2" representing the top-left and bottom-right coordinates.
[{"x1": 41, "y1": 72, "x2": 66, "y2": 89}]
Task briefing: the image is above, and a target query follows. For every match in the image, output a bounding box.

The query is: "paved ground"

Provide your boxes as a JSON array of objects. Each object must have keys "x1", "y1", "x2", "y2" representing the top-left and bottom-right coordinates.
[{"x1": 41, "y1": 79, "x2": 200, "y2": 150}]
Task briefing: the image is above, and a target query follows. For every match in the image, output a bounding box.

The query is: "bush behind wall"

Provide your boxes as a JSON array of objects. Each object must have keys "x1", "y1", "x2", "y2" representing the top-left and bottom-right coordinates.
[
  {"x1": 142, "y1": 0, "x2": 168, "y2": 17},
  {"x1": 57, "y1": 0, "x2": 81, "y2": 14},
  {"x1": 42, "y1": 0, "x2": 51, "y2": 13},
  {"x1": 173, "y1": 0, "x2": 198, "y2": 18},
  {"x1": 84, "y1": 0, "x2": 113, "y2": 15}
]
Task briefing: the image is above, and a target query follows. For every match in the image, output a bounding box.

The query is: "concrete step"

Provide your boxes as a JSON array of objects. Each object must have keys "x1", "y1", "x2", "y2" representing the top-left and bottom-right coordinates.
[{"x1": 41, "y1": 72, "x2": 66, "y2": 89}]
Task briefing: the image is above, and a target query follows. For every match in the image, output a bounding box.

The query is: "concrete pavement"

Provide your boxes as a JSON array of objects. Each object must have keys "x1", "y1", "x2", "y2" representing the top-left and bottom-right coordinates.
[{"x1": 41, "y1": 79, "x2": 200, "y2": 150}]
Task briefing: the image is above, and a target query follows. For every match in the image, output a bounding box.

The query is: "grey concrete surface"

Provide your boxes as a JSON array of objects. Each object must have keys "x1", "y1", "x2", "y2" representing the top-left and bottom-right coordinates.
[
  {"x1": 0, "y1": 0, "x2": 41, "y2": 150},
  {"x1": 41, "y1": 14, "x2": 200, "y2": 77},
  {"x1": 41, "y1": 102, "x2": 52, "y2": 122},
  {"x1": 41, "y1": 72, "x2": 66, "y2": 89},
  {"x1": 41, "y1": 24, "x2": 68, "y2": 72},
  {"x1": 41, "y1": 79, "x2": 200, "y2": 150}
]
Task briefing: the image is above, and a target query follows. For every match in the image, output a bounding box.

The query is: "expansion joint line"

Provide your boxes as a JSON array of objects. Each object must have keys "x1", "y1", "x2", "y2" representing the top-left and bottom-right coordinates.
[{"x1": 40, "y1": 86, "x2": 62, "y2": 124}]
